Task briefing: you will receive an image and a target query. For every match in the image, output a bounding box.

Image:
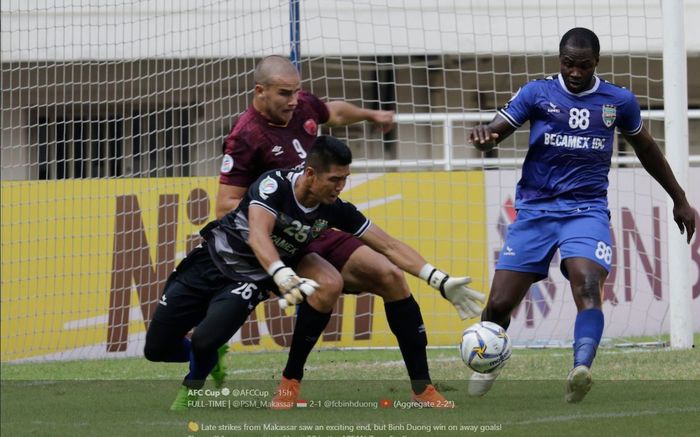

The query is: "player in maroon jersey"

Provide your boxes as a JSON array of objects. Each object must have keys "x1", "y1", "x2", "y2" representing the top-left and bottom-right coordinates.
[{"x1": 215, "y1": 55, "x2": 483, "y2": 406}]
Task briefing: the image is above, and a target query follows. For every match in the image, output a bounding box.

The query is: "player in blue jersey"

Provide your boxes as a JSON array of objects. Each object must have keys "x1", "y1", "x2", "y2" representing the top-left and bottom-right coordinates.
[
  {"x1": 469, "y1": 27, "x2": 696, "y2": 403},
  {"x1": 145, "y1": 135, "x2": 477, "y2": 410}
]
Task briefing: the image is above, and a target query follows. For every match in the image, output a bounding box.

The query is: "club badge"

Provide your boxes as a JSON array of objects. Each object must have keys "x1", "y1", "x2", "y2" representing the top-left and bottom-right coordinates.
[
  {"x1": 304, "y1": 119, "x2": 318, "y2": 135},
  {"x1": 310, "y1": 219, "x2": 328, "y2": 238},
  {"x1": 602, "y1": 104, "x2": 617, "y2": 128}
]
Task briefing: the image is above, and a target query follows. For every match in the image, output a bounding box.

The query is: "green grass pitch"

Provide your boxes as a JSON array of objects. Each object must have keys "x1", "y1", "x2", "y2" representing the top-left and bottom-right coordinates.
[{"x1": 2, "y1": 339, "x2": 700, "y2": 437}]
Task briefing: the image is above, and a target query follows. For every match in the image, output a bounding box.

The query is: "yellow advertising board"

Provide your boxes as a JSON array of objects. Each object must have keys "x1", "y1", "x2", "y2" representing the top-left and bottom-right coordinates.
[{"x1": 1, "y1": 172, "x2": 486, "y2": 361}]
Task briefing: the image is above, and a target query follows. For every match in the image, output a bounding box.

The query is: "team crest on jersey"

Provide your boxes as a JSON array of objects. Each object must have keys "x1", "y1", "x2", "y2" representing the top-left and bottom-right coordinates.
[
  {"x1": 220, "y1": 154, "x2": 234, "y2": 173},
  {"x1": 310, "y1": 219, "x2": 328, "y2": 238},
  {"x1": 602, "y1": 104, "x2": 617, "y2": 127},
  {"x1": 258, "y1": 176, "x2": 278, "y2": 199},
  {"x1": 304, "y1": 119, "x2": 318, "y2": 135}
]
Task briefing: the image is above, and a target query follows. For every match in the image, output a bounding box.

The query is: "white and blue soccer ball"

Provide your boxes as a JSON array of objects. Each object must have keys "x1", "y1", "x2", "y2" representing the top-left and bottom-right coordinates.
[{"x1": 459, "y1": 321, "x2": 512, "y2": 374}]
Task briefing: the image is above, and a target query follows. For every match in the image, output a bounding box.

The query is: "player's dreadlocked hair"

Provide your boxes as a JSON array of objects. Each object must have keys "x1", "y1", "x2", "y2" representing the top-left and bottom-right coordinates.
[
  {"x1": 559, "y1": 27, "x2": 600, "y2": 59},
  {"x1": 307, "y1": 135, "x2": 353, "y2": 173}
]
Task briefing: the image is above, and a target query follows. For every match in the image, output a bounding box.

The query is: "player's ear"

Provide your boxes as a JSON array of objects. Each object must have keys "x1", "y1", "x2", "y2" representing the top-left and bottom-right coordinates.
[{"x1": 254, "y1": 83, "x2": 265, "y2": 96}]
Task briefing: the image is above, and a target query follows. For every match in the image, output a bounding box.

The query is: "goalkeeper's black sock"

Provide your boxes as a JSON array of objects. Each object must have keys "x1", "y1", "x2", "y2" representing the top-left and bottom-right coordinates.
[
  {"x1": 282, "y1": 300, "x2": 331, "y2": 381},
  {"x1": 385, "y1": 295, "x2": 431, "y2": 394}
]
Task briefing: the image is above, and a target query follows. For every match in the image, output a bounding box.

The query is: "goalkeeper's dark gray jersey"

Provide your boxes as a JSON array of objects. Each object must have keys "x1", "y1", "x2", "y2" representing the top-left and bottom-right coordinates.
[{"x1": 202, "y1": 169, "x2": 371, "y2": 282}]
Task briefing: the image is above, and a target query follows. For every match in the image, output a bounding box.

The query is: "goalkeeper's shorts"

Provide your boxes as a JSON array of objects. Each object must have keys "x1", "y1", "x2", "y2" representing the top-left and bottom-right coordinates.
[
  {"x1": 495, "y1": 207, "x2": 612, "y2": 280},
  {"x1": 152, "y1": 245, "x2": 273, "y2": 327}
]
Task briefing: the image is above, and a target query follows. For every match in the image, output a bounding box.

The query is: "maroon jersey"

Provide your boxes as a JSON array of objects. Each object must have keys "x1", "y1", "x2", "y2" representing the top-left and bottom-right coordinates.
[{"x1": 219, "y1": 90, "x2": 330, "y2": 187}]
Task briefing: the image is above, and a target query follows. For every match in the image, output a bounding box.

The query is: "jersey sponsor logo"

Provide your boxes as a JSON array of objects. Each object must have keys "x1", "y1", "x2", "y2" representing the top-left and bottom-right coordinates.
[
  {"x1": 310, "y1": 219, "x2": 328, "y2": 238},
  {"x1": 503, "y1": 245, "x2": 516, "y2": 256},
  {"x1": 544, "y1": 133, "x2": 590, "y2": 149},
  {"x1": 271, "y1": 234, "x2": 299, "y2": 255},
  {"x1": 271, "y1": 145, "x2": 283, "y2": 156},
  {"x1": 220, "y1": 154, "x2": 234, "y2": 173},
  {"x1": 259, "y1": 176, "x2": 278, "y2": 199},
  {"x1": 547, "y1": 102, "x2": 560, "y2": 113},
  {"x1": 602, "y1": 104, "x2": 617, "y2": 128},
  {"x1": 303, "y1": 118, "x2": 318, "y2": 135}
]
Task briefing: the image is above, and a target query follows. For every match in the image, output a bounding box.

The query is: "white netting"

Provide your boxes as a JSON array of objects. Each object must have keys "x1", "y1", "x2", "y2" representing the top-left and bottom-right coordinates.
[{"x1": 2, "y1": 0, "x2": 695, "y2": 362}]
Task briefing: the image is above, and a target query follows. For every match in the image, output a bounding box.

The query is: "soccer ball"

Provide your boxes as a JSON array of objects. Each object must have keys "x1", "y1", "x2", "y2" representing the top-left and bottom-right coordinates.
[{"x1": 459, "y1": 321, "x2": 512, "y2": 374}]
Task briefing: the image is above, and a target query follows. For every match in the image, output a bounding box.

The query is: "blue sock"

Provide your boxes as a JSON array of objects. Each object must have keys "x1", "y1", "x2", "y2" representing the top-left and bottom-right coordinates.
[
  {"x1": 573, "y1": 308, "x2": 604, "y2": 368},
  {"x1": 184, "y1": 345, "x2": 218, "y2": 389},
  {"x1": 176, "y1": 337, "x2": 192, "y2": 362}
]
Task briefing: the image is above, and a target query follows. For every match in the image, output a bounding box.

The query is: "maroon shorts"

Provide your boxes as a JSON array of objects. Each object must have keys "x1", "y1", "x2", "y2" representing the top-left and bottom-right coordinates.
[{"x1": 300, "y1": 228, "x2": 364, "y2": 272}]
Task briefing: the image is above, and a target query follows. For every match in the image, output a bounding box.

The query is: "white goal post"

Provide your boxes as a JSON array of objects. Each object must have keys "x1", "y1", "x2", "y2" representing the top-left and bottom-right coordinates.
[{"x1": 1, "y1": 0, "x2": 698, "y2": 362}]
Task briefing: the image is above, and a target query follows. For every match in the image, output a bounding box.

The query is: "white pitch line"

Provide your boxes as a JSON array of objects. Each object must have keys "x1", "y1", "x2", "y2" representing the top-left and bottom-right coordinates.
[{"x1": 225, "y1": 356, "x2": 461, "y2": 375}]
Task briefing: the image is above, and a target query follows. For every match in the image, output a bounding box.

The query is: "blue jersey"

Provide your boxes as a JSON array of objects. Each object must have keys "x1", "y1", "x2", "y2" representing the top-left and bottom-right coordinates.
[{"x1": 498, "y1": 74, "x2": 643, "y2": 210}]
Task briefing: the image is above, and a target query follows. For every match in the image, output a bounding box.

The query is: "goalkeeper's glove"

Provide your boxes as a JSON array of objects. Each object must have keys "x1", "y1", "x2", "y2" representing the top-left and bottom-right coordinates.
[
  {"x1": 269, "y1": 261, "x2": 319, "y2": 309},
  {"x1": 420, "y1": 264, "x2": 485, "y2": 320}
]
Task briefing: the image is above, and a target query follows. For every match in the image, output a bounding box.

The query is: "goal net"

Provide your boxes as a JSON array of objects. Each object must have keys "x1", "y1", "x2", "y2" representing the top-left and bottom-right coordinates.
[{"x1": 1, "y1": 0, "x2": 695, "y2": 362}]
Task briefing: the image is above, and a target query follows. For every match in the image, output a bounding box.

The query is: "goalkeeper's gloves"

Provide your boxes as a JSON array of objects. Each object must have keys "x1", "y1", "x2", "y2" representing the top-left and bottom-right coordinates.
[
  {"x1": 269, "y1": 261, "x2": 319, "y2": 309},
  {"x1": 420, "y1": 264, "x2": 485, "y2": 320}
]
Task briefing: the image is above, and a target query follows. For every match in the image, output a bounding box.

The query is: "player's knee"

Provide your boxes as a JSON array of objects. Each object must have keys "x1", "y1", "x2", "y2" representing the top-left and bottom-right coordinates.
[
  {"x1": 370, "y1": 263, "x2": 410, "y2": 301},
  {"x1": 144, "y1": 323, "x2": 170, "y2": 362},
  {"x1": 572, "y1": 275, "x2": 603, "y2": 308},
  {"x1": 314, "y1": 268, "x2": 343, "y2": 299},
  {"x1": 306, "y1": 269, "x2": 343, "y2": 312},
  {"x1": 483, "y1": 293, "x2": 516, "y2": 325},
  {"x1": 190, "y1": 331, "x2": 219, "y2": 357},
  {"x1": 144, "y1": 340, "x2": 169, "y2": 362}
]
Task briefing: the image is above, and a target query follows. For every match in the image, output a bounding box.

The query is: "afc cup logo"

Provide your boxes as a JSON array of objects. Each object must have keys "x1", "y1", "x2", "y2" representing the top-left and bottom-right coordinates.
[
  {"x1": 220, "y1": 154, "x2": 234, "y2": 173},
  {"x1": 304, "y1": 119, "x2": 318, "y2": 135},
  {"x1": 258, "y1": 176, "x2": 278, "y2": 199}
]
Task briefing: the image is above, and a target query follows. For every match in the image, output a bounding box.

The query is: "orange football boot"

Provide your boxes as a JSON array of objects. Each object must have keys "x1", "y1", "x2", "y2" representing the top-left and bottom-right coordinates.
[{"x1": 270, "y1": 376, "x2": 301, "y2": 410}]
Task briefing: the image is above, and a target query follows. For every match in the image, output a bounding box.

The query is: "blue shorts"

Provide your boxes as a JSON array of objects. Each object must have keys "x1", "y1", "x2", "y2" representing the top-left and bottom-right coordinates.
[{"x1": 495, "y1": 207, "x2": 612, "y2": 280}]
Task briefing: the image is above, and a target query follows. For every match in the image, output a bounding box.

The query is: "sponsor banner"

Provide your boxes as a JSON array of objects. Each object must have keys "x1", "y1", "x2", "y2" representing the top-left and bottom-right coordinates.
[
  {"x1": 1, "y1": 172, "x2": 487, "y2": 361},
  {"x1": 485, "y1": 168, "x2": 700, "y2": 344}
]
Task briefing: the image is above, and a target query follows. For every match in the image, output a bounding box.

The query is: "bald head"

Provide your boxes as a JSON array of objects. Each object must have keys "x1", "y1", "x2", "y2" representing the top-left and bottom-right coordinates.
[
  {"x1": 254, "y1": 55, "x2": 300, "y2": 85},
  {"x1": 252, "y1": 56, "x2": 301, "y2": 124}
]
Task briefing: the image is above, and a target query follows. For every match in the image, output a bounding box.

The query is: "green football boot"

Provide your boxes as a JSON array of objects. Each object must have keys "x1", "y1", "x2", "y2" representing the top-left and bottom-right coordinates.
[
  {"x1": 210, "y1": 343, "x2": 229, "y2": 389},
  {"x1": 170, "y1": 385, "x2": 198, "y2": 411}
]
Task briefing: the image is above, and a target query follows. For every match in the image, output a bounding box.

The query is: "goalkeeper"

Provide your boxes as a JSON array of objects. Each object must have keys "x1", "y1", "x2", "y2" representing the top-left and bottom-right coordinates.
[
  {"x1": 144, "y1": 135, "x2": 484, "y2": 410},
  {"x1": 215, "y1": 54, "x2": 481, "y2": 408}
]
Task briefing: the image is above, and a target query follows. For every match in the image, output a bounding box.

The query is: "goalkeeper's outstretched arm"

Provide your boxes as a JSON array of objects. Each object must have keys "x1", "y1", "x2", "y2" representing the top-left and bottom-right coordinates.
[{"x1": 359, "y1": 223, "x2": 485, "y2": 319}]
